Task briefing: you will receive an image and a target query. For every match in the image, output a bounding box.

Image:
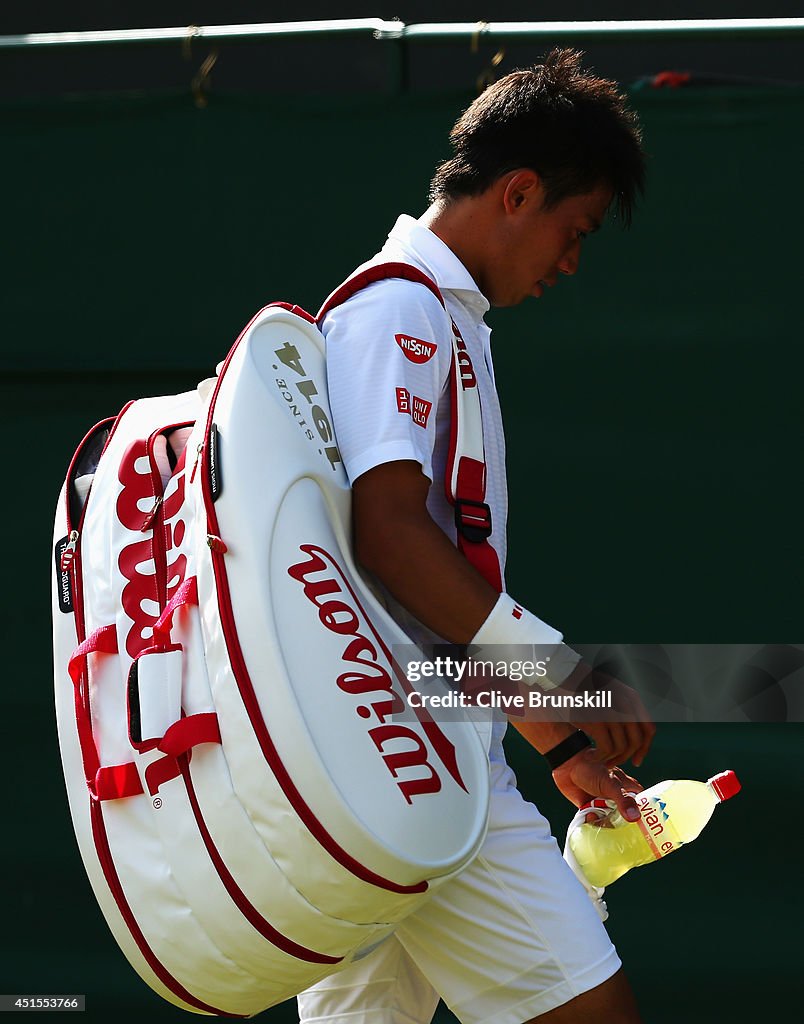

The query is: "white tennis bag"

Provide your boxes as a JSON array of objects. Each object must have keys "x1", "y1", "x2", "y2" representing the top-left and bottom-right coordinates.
[{"x1": 52, "y1": 267, "x2": 491, "y2": 1016}]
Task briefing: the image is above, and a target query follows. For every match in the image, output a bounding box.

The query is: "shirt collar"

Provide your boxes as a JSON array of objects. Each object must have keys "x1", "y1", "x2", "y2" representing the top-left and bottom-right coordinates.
[{"x1": 387, "y1": 214, "x2": 490, "y2": 319}]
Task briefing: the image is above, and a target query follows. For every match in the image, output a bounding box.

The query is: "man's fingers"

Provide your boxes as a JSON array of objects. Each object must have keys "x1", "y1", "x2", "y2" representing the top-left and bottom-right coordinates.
[
  {"x1": 632, "y1": 719, "x2": 657, "y2": 767},
  {"x1": 608, "y1": 786, "x2": 640, "y2": 822},
  {"x1": 600, "y1": 768, "x2": 642, "y2": 821},
  {"x1": 579, "y1": 722, "x2": 638, "y2": 768},
  {"x1": 613, "y1": 721, "x2": 649, "y2": 767}
]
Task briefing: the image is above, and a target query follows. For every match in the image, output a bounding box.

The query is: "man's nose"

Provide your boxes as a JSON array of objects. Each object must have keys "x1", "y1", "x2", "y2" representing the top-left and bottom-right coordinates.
[{"x1": 558, "y1": 241, "x2": 581, "y2": 276}]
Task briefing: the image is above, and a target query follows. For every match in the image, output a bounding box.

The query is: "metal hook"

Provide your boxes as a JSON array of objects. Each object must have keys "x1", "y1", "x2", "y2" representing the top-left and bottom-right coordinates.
[
  {"x1": 471, "y1": 21, "x2": 488, "y2": 53},
  {"x1": 182, "y1": 24, "x2": 201, "y2": 61},
  {"x1": 471, "y1": 21, "x2": 505, "y2": 92},
  {"x1": 182, "y1": 24, "x2": 217, "y2": 108},
  {"x1": 192, "y1": 49, "x2": 218, "y2": 108}
]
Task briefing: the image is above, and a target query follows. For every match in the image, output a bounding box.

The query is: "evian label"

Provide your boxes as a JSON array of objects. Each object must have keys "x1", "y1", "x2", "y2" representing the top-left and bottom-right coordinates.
[
  {"x1": 395, "y1": 334, "x2": 437, "y2": 364},
  {"x1": 634, "y1": 793, "x2": 680, "y2": 859},
  {"x1": 287, "y1": 543, "x2": 467, "y2": 804}
]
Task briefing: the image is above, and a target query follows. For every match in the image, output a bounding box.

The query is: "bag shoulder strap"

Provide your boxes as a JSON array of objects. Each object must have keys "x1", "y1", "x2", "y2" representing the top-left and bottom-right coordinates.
[
  {"x1": 317, "y1": 261, "x2": 502, "y2": 593},
  {"x1": 316, "y1": 261, "x2": 445, "y2": 321}
]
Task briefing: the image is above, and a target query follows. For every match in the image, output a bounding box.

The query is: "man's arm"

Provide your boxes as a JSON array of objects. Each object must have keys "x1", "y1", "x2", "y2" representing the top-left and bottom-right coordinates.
[
  {"x1": 353, "y1": 459, "x2": 655, "y2": 785},
  {"x1": 354, "y1": 460, "x2": 498, "y2": 643}
]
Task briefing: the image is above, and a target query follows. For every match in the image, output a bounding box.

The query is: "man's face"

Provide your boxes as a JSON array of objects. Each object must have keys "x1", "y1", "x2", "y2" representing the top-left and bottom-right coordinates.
[{"x1": 486, "y1": 181, "x2": 613, "y2": 308}]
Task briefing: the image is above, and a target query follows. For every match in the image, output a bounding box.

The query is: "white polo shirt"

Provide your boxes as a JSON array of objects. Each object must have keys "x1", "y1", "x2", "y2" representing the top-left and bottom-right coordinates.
[{"x1": 322, "y1": 214, "x2": 508, "y2": 649}]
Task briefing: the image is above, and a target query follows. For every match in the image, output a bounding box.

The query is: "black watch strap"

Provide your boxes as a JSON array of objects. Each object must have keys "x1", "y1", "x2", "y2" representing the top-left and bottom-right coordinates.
[{"x1": 544, "y1": 730, "x2": 592, "y2": 771}]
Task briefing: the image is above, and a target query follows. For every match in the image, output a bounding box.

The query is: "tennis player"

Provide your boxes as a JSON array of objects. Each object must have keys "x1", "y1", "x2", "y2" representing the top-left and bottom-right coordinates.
[{"x1": 301, "y1": 49, "x2": 654, "y2": 1024}]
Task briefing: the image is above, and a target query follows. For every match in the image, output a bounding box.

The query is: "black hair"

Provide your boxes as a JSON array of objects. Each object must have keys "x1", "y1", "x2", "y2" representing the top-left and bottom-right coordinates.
[{"x1": 429, "y1": 48, "x2": 646, "y2": 225}]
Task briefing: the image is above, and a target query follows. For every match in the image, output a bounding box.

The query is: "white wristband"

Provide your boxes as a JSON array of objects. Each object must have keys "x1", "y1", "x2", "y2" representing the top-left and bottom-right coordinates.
[{"x1": 470, "y1": 593, "x2": 580, "y2": 690}]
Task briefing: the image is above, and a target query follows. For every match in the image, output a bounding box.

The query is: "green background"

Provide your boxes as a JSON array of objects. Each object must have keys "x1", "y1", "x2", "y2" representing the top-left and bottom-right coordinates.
[{"x1": 3, "y1": 85, "x2": 802, "y2": 1021}]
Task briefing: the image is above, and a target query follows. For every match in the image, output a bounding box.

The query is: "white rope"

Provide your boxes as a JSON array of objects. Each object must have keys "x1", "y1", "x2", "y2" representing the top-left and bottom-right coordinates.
[{"x1": 2, "y1": 18, "x2": 803, "y2": 49}]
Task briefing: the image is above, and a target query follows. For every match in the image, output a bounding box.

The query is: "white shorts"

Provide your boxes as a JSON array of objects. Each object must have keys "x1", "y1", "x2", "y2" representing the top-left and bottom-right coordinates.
[{"x1": 297, "y1": 751, "x2": 621, "y2": 1024}]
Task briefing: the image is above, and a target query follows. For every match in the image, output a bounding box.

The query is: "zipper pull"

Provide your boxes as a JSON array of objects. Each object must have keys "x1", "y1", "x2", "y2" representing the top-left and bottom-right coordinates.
[
  {"x1": 190, "y1": 442, "x2": 204, "y2": 483},
  {"x1": 140, "y1": 496, "x2": 163, "y2": 532},
  {"x1": 60, "y1": 530, "x2": 79, "y2": 571},
  {"x1": 206, "y1": 534, "x2": 228, "y2": 554}
]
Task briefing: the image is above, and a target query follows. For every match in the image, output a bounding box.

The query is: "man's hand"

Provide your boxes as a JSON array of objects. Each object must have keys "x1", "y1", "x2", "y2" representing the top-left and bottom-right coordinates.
[
  {"x1": 551, "y1": 746, "x2": 644, "y2": 821},
  {"x1": 561, "y1": 667, "x2": 656, "y2": 767}
]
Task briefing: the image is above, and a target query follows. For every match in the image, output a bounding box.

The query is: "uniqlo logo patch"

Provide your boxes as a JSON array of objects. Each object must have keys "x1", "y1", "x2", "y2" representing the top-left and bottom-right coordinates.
[
  {"x1": 395, "y1": 388, "x2": 431, "y2": 429},
  {"x1": 395, "y1": 334, "x2": 438, "y2": 364},
  {"x1": 411, "y1": 396, "x2": 432, "y2": 428}
]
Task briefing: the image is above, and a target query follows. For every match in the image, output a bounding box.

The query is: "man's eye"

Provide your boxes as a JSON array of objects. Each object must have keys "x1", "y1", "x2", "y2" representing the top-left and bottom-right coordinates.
[{"x1": 576, "y1": 230, "x2": 588, "y2": 242}]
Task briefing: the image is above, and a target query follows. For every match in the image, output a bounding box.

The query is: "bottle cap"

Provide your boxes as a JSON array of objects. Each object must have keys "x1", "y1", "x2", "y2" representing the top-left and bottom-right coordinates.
[{"x1": 708, "y1": 770, "x2": 741, "y2": 802}]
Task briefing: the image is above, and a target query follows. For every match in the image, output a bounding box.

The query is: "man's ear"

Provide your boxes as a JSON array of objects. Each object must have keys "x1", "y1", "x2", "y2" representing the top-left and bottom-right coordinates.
[{"x1": 502, "y1": 169, "x2": 544, "y2": 214}]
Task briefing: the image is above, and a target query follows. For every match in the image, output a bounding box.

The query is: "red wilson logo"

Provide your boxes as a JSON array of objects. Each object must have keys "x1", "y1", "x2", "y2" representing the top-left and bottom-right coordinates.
[
  {"x1": 451, "y1": 322, "x2": 477, "y2": 390},
  {"x1": 117, "y1": 439, "x2": 188, "y2": 659},
  {"x1": 287, "y1": 543, "x2": 467, "y2": 804},
  {"x1": 395, "y1": 334, "x2": 438, "y2": 364}
]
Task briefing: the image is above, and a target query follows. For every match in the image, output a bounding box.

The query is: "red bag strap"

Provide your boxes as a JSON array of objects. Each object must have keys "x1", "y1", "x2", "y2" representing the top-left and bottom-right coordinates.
[
  {"x1": 316, "y1": 261, "x2": 446, "y2": 321},
  {"x1": 67, "y1": 617, "x2": 220, "y2": 801},
  {"x1": 144, "y1": 713, "x2": 223, "y2": 796},
  {"x1": 452, "y1": 456, "x2": 503, "y2": 593},
  {"x1": 68, "y1": 625, "x2": 145, "y2": 800},
  {"x1": 318, "y1": 260, "x2": 503, "y2": 592},
  {"x1": 159, "y1": 712, "x2": 221, "y2": 758},
  {"x1": 68, "y1": 624, "x2": 118, "y2": 685},
  {"x1": 152, "y1": 576, "x2": 198, "y2": 645},
  {"x1": 443, "y1": 322, "x2": 503, "y2": 592},
  {"x1": 95, "y1": 762, "x2": 144, "y2": 800}
]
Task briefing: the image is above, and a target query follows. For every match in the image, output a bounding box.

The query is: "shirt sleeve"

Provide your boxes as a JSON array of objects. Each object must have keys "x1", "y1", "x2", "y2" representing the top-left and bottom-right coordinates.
[{"x1": 321, "y1": 277, "x2": 453, "y2": 485}]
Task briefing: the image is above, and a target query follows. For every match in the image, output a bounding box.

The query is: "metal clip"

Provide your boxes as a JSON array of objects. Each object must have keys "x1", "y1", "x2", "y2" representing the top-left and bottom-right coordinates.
[{"x1": 471, "y1": 22, "x2": 505, "y2": 93}]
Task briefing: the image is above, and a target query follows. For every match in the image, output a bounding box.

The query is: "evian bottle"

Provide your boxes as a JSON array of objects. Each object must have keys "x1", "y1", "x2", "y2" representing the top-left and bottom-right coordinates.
[{"x1": 566, "y1": 771, "x2": 741, "y2": 889}]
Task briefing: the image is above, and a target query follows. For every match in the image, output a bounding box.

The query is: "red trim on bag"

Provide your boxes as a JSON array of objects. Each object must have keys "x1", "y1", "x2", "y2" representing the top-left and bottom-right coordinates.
[
  {"x1": 159, "y1": 712, "x2": 221, "y2": 757},
  {"x1": 444, "y1": 414, "x2": 502, "y2": 593},
  {"x1": 89, "y1": 801, "x2": 243, "y2": 1017},
  {"x1": 68, "y1": 625, "x2": 118, "y2": 684},
  {"x1": 143, "y1": 713, "x2": 223, "y2": 795},
  {"x1": 152, "y1": 576, "x2": 198, "y2": 645},
  {"x1": 68, "y1": 625, "x2": 119, "y2": 795},
  {"x1": 64, "y1": 533, "x2": 243, "y2": 1016},
  {"x1": 206, "y1": 540, "x2": 428, "y2": 895},
  {"x1": 444, "y1": 352, "x2": 460, "y2": 503},
  {"x1": 180, "y1": 757, "x2": 343, "y2": 966},
  {"x1": 266, "y1": 301, "x2": 316, "y2": 323},
  {"x1": 198, "y1": 345, "x2": 428, "y2": 894},
  {"x1": 144, "y1": 753, "x2": 182, "y2": 796},
  {"x1": 95, "y1": 762, "x2": 144, "y2": 800},
  {"x1": 99, "y1": 401, "x2": 136, "y2": 459},
  {"x1": 453, "y1": 457, "x2": 502, "y2": 593},
  {"x1": 63, "y1": 418, "x2": 118, "y2": 533},
  {"x1": 316, "y1": 262, "x2": 446, "y2": 321},
  {"x1": 301, "y1": 544, "x2": 469, "y2": 797}
]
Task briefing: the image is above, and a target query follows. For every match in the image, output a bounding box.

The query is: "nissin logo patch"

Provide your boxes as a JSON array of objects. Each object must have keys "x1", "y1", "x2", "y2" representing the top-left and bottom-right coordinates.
[{"x1": 395, "y1": 334, "x2": 437, "y2": 364}]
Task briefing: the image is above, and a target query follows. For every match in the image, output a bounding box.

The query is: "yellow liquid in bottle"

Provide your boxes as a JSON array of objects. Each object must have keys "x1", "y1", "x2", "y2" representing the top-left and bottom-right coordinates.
[{"x1": 569, "y1": 780, "x2": 719, "y2": 888}]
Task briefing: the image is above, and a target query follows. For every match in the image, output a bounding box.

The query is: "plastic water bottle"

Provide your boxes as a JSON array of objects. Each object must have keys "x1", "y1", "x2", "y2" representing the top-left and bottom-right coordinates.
[{"x1": 566, "y1": 770, "x2": 741, "y2": 890}]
